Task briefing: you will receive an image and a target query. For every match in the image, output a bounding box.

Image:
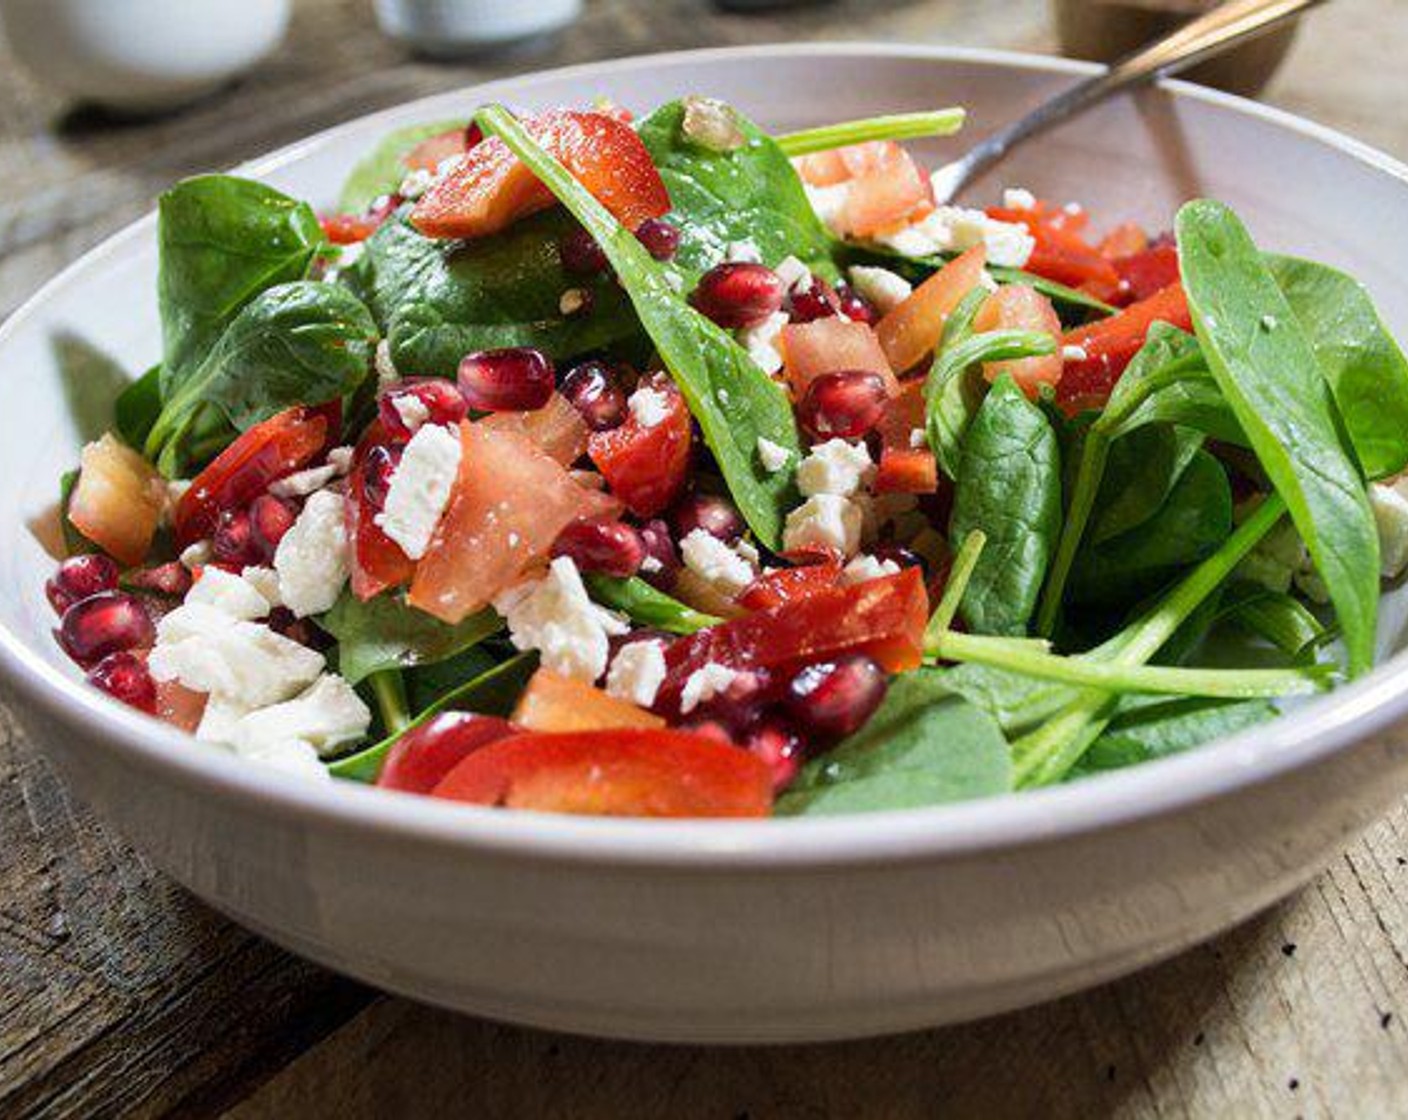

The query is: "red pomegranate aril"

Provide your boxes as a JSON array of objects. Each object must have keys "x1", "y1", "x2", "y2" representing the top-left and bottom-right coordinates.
[
  {"x1": 267, "y1": 606, "x2": 327, "y2": 649},
  {"x1": 212, "y1": 508, "x2": 257, "y2": 566},
  {"x1": 636, "y1": 217, "x2": 681, "y2": 261},
  {"x1": 377, "y1": 378, "x2": 469, "y2": 440},
  {"x1": 670, "y1": 492, "x2": 744, "y2": 543},
  {"x1": 60, "y1": 592, "x2": 155, "y2": 665},
  {"x1": 690, "y1": 262, "x2": 785, "y2": 329},
  {"x1": 377, "y1": 711, "x2": 516, "y2": 794},
  {"x1": 744, "y1": 721, "x2": 806, "y2": 792},
  {"x1": 249, "y1": 494, "x2": 297, "y2": 562},
  {"x1": 550, "y1": 519, "x2": 645, "y2": 578},
  {"x1": 46, "y1": 553, "x2": 119, "y2": 615},
  {"x1": 785, "y1": 655, "x2": 888, "y2": 741},
  {"x1": 559, "y1": 227, "x2": 609, "y2": 276},
  {"x1": 637, "y1": 518, "x2": 680, "y2": 590},
  {"x1": 560, "y1": 360, "x2": 628, "y2": 431},
  {"x1": 362, "y1": 444, "x2": 403, "y2": 511},
  {"x1": 688, "y1": 667, "x2": 771, "y2": 736},
  {"x1": 125, "y1": 561, "x2": 193, "y2": 599},
  {"x1": 458, "y1": 347, "x2": 555, "y2": 412},
  {"x1": 786, "y1": 277, "x2": 840, "y2": 324},
  {"x1": 464, "y1": 122, "x2": 484, "y2": 150},
  {"x1": 836, "y1": 283, "x2": 878, "y2": 326},
  {"x1": 86, "y1": 651, "x2": 157, "y2": 714},
  {"x1": 798, "y1": 370, "x2": 888, "y2": 440}
]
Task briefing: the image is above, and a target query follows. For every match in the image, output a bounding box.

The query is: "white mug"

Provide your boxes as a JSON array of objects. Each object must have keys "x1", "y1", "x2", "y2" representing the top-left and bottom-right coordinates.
[{"x1": 374, "y1": 0, "x2": 583, "y2": 56}]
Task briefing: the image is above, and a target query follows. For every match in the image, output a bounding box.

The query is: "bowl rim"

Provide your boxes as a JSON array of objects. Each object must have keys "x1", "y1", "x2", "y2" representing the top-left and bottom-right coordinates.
[{"x1": 4, "y1": 40, "x2": 1408, "y2": 870}]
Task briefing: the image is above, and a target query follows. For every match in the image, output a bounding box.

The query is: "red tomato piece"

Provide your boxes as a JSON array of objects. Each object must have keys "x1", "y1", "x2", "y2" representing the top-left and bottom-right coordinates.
[
  {"x1": 377, "y1": 712, "x2": 516, "y2": 794},
  {"x1": 988, "y1": 205, "x2": 1122, "y2": 302},
  {"x1": 587, "y1": 376, "x2": 692, "y2": 517},
  {"x1": 411, "y1": 110, "x2": 670, "y2": 241},
  {"x1": 319, "y1": 213, "x2": 380, "y2": 245},
  {"x1": 347, "y1": 423, "x2": 415, "y2": 601},
  {"x1": 511, "y1": 668, "x2": 665, "y2": 732},
  {"x1": 155, "y1": 677, "x2": 207, "y2": 733},
  {"x1": 431, "y1": 729, "x2": 773, "y2": 818},
  {"x1": 68, "y1": 434, "x2": 165, "y2": 566},
  {"x1": 173, "y1": 405, "x2": 333, "y2": 546},
  {"x1": 1098, "y1": 220, "x2": 1149, "y2": 260},
  {"x1": 876, "y1": 245, "x2": 987, "y2": 374},
  {"x1": 972, "y1": 284, "x2": 1063, "y2": 397},
  {"x1": 736, "y1": 555, "x2": 843, "y2": 611},
  {"x1": 873, "y1": 447, "x2": 938, "y2": 494},
  {"x1": 842, "y1": 161, "x2": 934, "y2": 239},
  {"x1": 780, "y1": 319, "x2": 899, "y2": 398},
  {"x1": 1057, "y1": 282, "x2": 1193, "y2": 409},
  {"x1": 793, "y1": 148, "x2": 851, "y2": 187},
  {"x1": 876, "y1": 380, "x2": 926, "y2": 450},
  {"x1": 478, "y1": 391, "x2": 588, "y2": 466},
  {"x1": 1113, "y1": 241, "x2": 1181, "y2": 304},
  {"x1": 403, "y1": 126, "x2": 471, "y2": 174}
]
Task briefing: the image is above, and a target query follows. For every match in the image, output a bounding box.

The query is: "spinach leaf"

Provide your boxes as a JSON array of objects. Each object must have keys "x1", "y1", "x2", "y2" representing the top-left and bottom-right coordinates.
[
  {"x1": 776, "y1": 671, "x2": 1011, "y2": 815},
  {"x1": 114, "y1": 365, "x2": 163, "y2": 448},
  {"x1": 583, "y1": 574, "x2": 720, "y2": 634},
  {"x1": 1269, "y1": 253, "x2": 1408, "y2": 480},
  {"x1": 1090, "y1": 425, "x2": 1204, "y2": 545},
  {"x1": 636, "y1": 100, "x2": 840, "y2": 282},
  {"x1": 321, "y1": 589, "x2": 501, "y2": 684},
  {"x1": 1219, "y1": 582, "x2": 1326, "y2": 657},
  {"x1": 347, "y1": 208, "x2": 639, "y2": 378},
  {"x1": 1177, "y1": 200, "x2": 1378, "y2": 675},
  {"x1": 158, "y1": 175, "x2": 324, "y2": 394},
  {"x1": 479, "y1": 105, "x2": 803, "y2": 549},
  {"x1": 404, "y1": 645, "x2": 500, "y2": 715},
  {"x1": 338, "y1": 119, "x2": 464, "y2": 214},
  {"x1": 1073, "y1": 695, "x2": 1276, "y2": 774},
  {"x1": 948, "y1": 373, "x2": 1062, "y2": 636}
]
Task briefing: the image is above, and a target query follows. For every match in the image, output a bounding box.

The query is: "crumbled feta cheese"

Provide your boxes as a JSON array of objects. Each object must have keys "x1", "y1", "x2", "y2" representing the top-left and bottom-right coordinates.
[
  {"x1": 374, "y1": 339, "x2": 399, "y2": 386},
  {"x1": 605, "y1": 639, "x2": 668, "y2": 708},
  {"x1": 241, "y1": 566, "x2": 283, "y2": 610},
  {"x1": 234, "y1": 674, "x2": 372, "y2": 758},
  {"x1": 774, "y1": 255, "x2": 812, "y2": 292},
  {"x1": 1064, "y1": 201, "x2": 1084, "y2": 217},
  {"x1": 627, "y1": 386, "x2": 670, "y2": 429},
  {"x1": 559, "y1": 287, "x2": 590, "y2": 316},
  {"x1": 180, "y1": 540, "x2": 213, "y2": 568},
  {"x1": 1260, "y1": 314, "x2": 1279, "y2": 331},
  {"x1": 680, "y1": 528, "x2": 757, "y2": 596},
  {"x1": 275, "y1": 490, "x2": 351, "y2": 617},
  {"x1": 232, "y1": 737, "x2": 331, "y2": 781},
  {"x1": 391, "y1": 393, "x2": 431, "y2": 435},
  {"x1": 725, "y1": 239, "x2": 762, "y2": 263},
  {"x1": 757, "y1": 436, "x2": 792, "y2": 473},
  {"x1": 640, "y1": 555, "x2": 663, "y2": 575},
  {"x1": 1372, "y1": 479, "x2": 1408, "y2": 579},
  {"x1": 783, "y1": 494, "x2": 863, "y2": 556},
  {"x1": 841, "y1": 554, "x2": 902, "y2": 586},
  {"x1": 149, "y1": 605, "x2": 324, "y2": 707},
  {"x1": 326, "y1": 446, "x2": 355, "y2": 474},
  {"x1": 737, "y1": 310, "x2": 789, "y2": 375},
  {"x1": 803, "y1": 182, "x2": 851, "y2": 236},
  {"x1": 376, "y1": 423, "x2": 461, "y2": 562},
  {"x1": 1062, "y1": 344, "x2": 1089, "y2": 363},
  {"x1": 797, "y1": 438, "x2": 874, "y2": 498},
  {"x1": 197, "y1": 694, "x2": 251, "y2": 746},
  {"x1": 1233, "y1": 504, "x2": 1307, "y2": 594},
  {"x1": 186, "y1": 567, "x2": 272, "y2": 621},
  {"x1": 270, "y1": 462, "x2": 341, "y2": 499},
  {"x1": 978, "y1": 268, "x2": 1000, "y2": 293},
  {"x1": 1003, "y1": 187, "x2": 1037, "y2": 211},
  {"x1": 680, "y1": 662, "x2": 740, "y2": 715},
  {"x1": 493, "y1": 556, "x2": 628, "y2": 682},
  {"x1": 848, "y1": 265, "x2": 913, "y2": 314},
  {"x1": 398, "y1": 167, "x2": 435, "y2": 199},
  {"x1": 878, "y1": 204, "x2": 1036, "y2": 268},
  {"x1": 909, "y1": 428, "x2": 927, "y2": 449}
]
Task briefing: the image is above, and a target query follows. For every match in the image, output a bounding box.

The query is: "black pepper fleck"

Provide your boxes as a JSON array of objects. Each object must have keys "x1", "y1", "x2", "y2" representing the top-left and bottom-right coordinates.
[
  {"x1": 1194, "y1": 1031, "x2": 1206, "y2": 1047},
  {"x1": 1282, "y1": 943, "x2": 1297, "y2": 957},
  {"x1": 1383, "y1": 1012, "x2": 1394, "y2": 1029},
  {"x1": 1289, "y1": 1078, "x2": 1300, "y2": 1091}
]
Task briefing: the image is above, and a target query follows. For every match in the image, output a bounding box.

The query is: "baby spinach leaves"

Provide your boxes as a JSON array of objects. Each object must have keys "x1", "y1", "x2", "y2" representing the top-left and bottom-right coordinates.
[
  {"x1": 320, "y1": 590, "x2": 502, "y2": 685},
  {"x1": 1178, "y1": 200, "x2": 1379, "y2": 676},
  {"x1": 1073, "y1": 695, "x2": 1276, "y2": 775}
]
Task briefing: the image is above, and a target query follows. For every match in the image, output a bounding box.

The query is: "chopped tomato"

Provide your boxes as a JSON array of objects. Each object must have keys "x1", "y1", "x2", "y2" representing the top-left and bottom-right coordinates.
[
  {"x1": 409, "y1": 422, "x2": 621, "y2": 622},
  {"x1": 781, "y1": 319, "x2": 899, "y2": 398},
  {"x1": 319, "y1": 213, "x2": 380, "y2": 245},
  {"x1": 793, "y1": 149, "x2": 851, "y2": 187},
  {"x1": 347, "y1": 423, "x2": 415, "y2": 600},
  {"x1": 431, "y1": 729, "x2": 773, "y2": 818},
  {"x1": 988, "y1": 205, "x2": 1122, "y2": 302},
  {"x1": 411, "y1": 110, "x2": 670, "y2": 241},
  {"x1": 478, "y1": 391, "x2": 588, "y2": 466},
  {"x1": 1113, "y1": 241, "x2": 1180, "y2": 304},
  {"x1": 1058, "y1": 281, "x2": 1192, "y2": 408},
  {"x1": 1099, "y1": 220, "x2": 1148, "y2": 260},
  {"x1": 876, "y1": 245, "x2": 987, "y2": 374},
  {"x1": 972, "y1": 284, "x2": 1063, "y2": 397},
  {"x1": 511, "y1": 669, "x2": 665, "y2": 732},
  {"x1": 403, "y1": 126, "x2": 471, "y2": 174},
  {"x1": 155, "y1": 677, "x2": 206, "y2": 733},
  {"x1": 876, "y1": 380, "x2": 926, "y2": 449},
  {"x1": 68, "y1": 434, "x2": 165, "y2": 565},
  {"x1": 587, "y1": 376, "x2": 691, "y2": 517},
  {"x1": 795, "y1": 141, "x2": 933, "y2": 237},
  {"x1": 737, "y1": 555, "x2": 843, "y2": 611},
  {"x1": 656, "y1": 568, "x2": 928, "y2": 717},
  {"x1": 873, "y1": 448, "x2": 938, "y2": 494},
  {"x1": 377, "y1": 712, "x2": 516, "y2": 794},
  {"x1": 173, "y1": 405, "x2": 334, "y2": 547}
]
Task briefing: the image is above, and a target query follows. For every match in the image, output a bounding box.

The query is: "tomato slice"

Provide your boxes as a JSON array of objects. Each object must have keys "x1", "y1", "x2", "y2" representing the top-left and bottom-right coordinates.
[
  {"x1": 876, "y1": 380, "x2": 926, "y2": 450},
  {"x1": 780, "y1": 319, "x2": 899, "y2": 398},
  {"x1": 972, "y1": 284, "x2": 1063, "y2": 397},
  {"x1": 1057, "y1": 281, "x2": 1192, "y2": 408},
  {"x1": 347, "y1": 422, "x2": 415, "y2": 601},
  {"x1": 511, "y1": 668, "x2": 665, "y2": 732},
  {"x1": 478, "y1": 391, "x2": 588, "y2": 466},
  {"x1": 736, "y1": 555, "x2": 843, "y2": 611},
  {"x1": 876, "y1": 245, "x2": 987, "y2": 374},
  {"x1": 988, "y1": 205, "x2": 1122, "y2": 302},
  {"x1": 411, "y1": 110, "x2": 670, "y2": 240},
  {"x1": 403, "y1": 126, "x2": 471, "y2": 174},
  {"x1": 656, "y1": 568, "x2": 928, "y2": 717},
  {"x1": 174, "y1": 405, "x2": 333, "y2": 546},
  {"x1": 1113, "y1": 241, "x2": 1180, "y2": 304},
  {"x1": 68, "y1": 434, "x2": 165, "y2": 565},
  {"x1": 319, "y1": 213, "x2": 380, "y2": 245},
  {"x1": 377, "y1": 712, "x2": 516, "y2": 794},
  {"x1": 873, "y1": 448, "x2": 938, "y2": 494},
  {"x1": 587, "y1": 376, "x2": 692, "y2": 517},
  {"x1": 431, "y1": 729, "x2": 773, "y2": 818}
]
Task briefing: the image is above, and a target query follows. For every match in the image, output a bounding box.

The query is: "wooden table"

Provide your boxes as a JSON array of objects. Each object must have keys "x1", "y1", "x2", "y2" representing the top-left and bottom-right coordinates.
[{"x1": 3, "y1": 1, "x2": 1407, "y2": 1115}]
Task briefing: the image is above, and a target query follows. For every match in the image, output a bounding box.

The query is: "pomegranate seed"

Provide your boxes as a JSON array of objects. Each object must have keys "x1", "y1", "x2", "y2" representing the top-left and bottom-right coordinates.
[
  {"x1": 635, "y1": 217, "x2": 681, "y2": 261},
  {"x1": 559, "y1": 228, "x2": 609, "y2": 276},
  {"x1": 464, "y1": 122, "x2": 484, "y2": 150},
  {"x1": 212, "y1": 509, "x2": 257, "y2": 566},
  {"x1": 688, "y1": 667, "x2": 771, "y2": 736},
  {"x1": 59, "y1": 592, "x2": 154, "y2": 665},
  {"x1": 560, "y1": 360, "x2": 628, "y2": 431},
  {"x1": 835, "y1": 283, "x2": 877, "y2": 325},
  {"x1": 690, "y1": 262, "x2": 785, "y2": 329},
  {"x1": 785, "y1": 277, "x2": 840, "y2": 324},
  {"x1": 362, "y1": 444, "x2": 403, "y2": 511},
  {"x1": 86, "y1": 651, "x2": 157, "y2": 714},
  {"x1": 377, "y1": 378, "x2": 468, "y2": 439},
  {"x1": 458, "y1": 347, "x2": 555, "y2": 412},
  {"x1": 798, "y1": 370, "x2": 888, "y2": 440},
  {"x1": 46, "y1": 554, "x2": 119, "y2": 615},
  {"x1": 785, "y1": 655, "x2": 887, "y2": 741},
  {"x1": 670, "y1": 492, "x2": 744, "y2": 543},
  {"x1": 267, "y1": 606, "x2": 327, "y2": 649},
  {"x1": 249, "y1": 495, "x2": 297, "y2": 562},
  {"x1": 126, "y1": 561, "x2": 193, "y2": 599},
  {"x1": 637, "y1": 519, "x2": 680, "y2": 590},
  {"x1": 551, "y1": 519, "x2": 645, "y2": 578},
  {"x1": 744, "y1": 721, "x2": 806, "y2": 791}
]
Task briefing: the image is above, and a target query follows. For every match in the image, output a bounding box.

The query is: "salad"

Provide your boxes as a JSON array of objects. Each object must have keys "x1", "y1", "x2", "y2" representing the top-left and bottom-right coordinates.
[{"x1": 44, "y1": 95, "x2": 1408, "y2": 818}]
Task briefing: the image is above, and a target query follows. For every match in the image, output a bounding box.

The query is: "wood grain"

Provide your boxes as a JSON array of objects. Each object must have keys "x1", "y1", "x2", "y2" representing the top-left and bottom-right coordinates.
[{"x1": 2, "y1": 0, "x2": 1407, "y2": 1116}]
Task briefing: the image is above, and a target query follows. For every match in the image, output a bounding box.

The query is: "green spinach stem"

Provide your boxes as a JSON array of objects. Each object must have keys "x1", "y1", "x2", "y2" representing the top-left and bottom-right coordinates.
[
  {"x1": 369, "y1": 669, "x2": 411, "y2": 736},
  {"x1": 776, "y1": 109, "x2": 966, "y2": 156}
]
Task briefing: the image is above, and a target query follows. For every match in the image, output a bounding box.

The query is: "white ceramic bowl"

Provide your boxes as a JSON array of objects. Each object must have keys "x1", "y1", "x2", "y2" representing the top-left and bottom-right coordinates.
[{"x1": 3, "y1": 45, "x2": 1408, "y2": 1044}]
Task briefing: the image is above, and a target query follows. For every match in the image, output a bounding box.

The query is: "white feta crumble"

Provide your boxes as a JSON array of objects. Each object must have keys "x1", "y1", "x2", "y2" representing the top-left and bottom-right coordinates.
[
  {"x1": 197, "y1": 693, "x2": 251, "y2": 746},
  {"x1": 275, "y1": 489, "x2": 351, "y2": 618},
  {"x1": 375, "y1": 423, "x2": 461, "y2": 562},
  {"x1": 680, "y1": 528, "x2": 757, "y2": 597},
  {"x1": 391, "y1": 392, "x2": 431, "y2": 435},
  {"x1": 398, "y1": 167, "x2": 435, "y2": 199},
  {"x1": 978, "y1": 268, "x2": 1000, "y2": 293},
  {"x1": 180, "y1": 540, "x2": 213, "y2": 568},
  {"x1": 1260, "y1": 314, "x2": 1279, "y2": 331},
  {"x1": 1062, "y1": 344, "x2": 1090, "y2": 363},
  {"x1": 627, "y1": 386, "x2": 670, "y2": 429},
  {"x1": 493, "y1": 556, "x2": 629, "y2": 682},
  {"x1": 724, "y1": 239, "x2": 762, "y2": 263},
  {"x1": 326, "y1": 446, "x2": 355, "y2": 474},
  {"x1": 737, "y1": 309, "x2": 789, "y2": 375},
  {"x1": 559, "y1": 287, "x2": 590, "y2": 316},
  {"x1": 909, "y1": 428, "x2": 928, "y2": 449},
  {"x1": 234, "y1": 674, "x2": 372, "y2": 759},
  {"x1": 803, "y1": 182, "x2": 851, "y2": 235},
  {"x1": 233, "y1": 737, "x2": 331, "y2": 781},
  {"x1": 374, "y1": 339, "x2": 399, "y2": 386},
  {"x1": 680, "y1": 662, "x2": 741, "y2": 715},
  {"x1": 774, "y1": 255, "x2": 813, "y2": 293},
  {"x1": 640, "y1": 555, "x2": 664, "y2": 575},
  {"x1": 186, "y1": 567, "x2": 271, "y2": 621},
  {"x1": 241, "y1": 566, "x2": 283, "y2": 610},
  {"x1": 1371, "y1": 479, "x2": 1408, "y2": 579},
  {"x1": 847, "y1": 265, "x2": 912, "y2": 314},
  {"x1": 757, "y1": 435, "x2": 793, "y2": 473},
  {"x1": 877, "y1": 204, "x2": 1036, "y2": 268},
  {"x1": 841, "y1": 554, "x2": 902, "y2": 586},
  {"x1": 1002, "y1": 187, "x2": 1037, "y2": 211},
  {"x1": 796, "y1": 438, "x2": 874, "y2": 498},
  {"x1": 270, "y1": 462, "x2": 341, "y2": 499},
  {"x1": 783, "y1": 494, "x2": 864, "y2": 557},
  {"x1": 605, "y1": 639, "x2": 668, "y2": 708}
]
